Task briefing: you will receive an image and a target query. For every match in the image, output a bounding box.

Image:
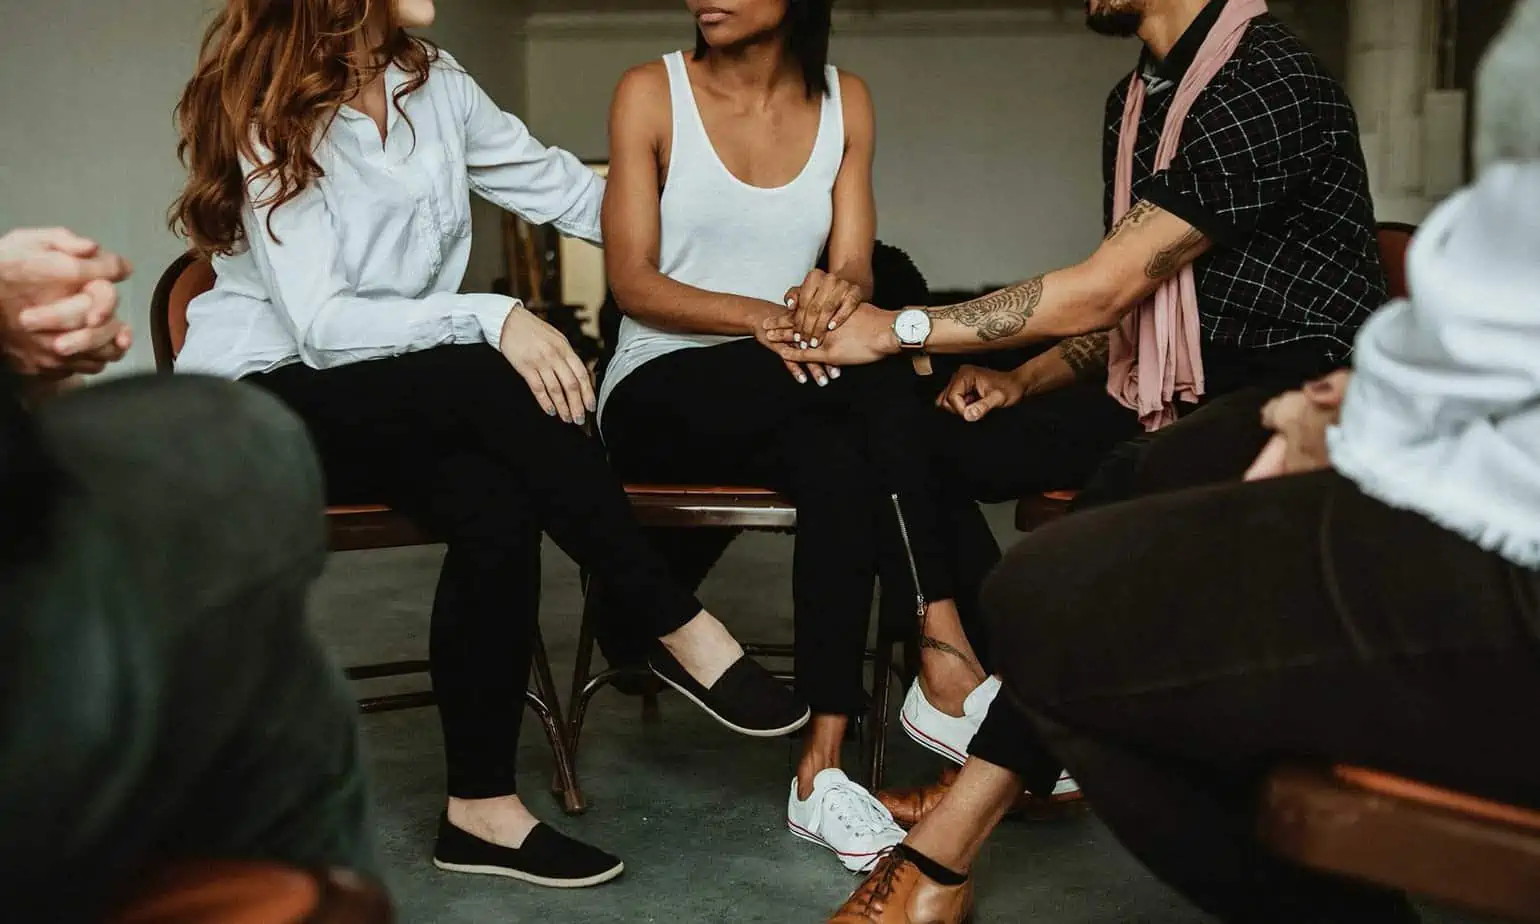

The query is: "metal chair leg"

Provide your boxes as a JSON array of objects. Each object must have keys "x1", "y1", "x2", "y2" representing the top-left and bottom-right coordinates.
[
  {"x1": 566, "y1": 574, "x2": 604, "y2": 775},
  {"x1": 865, "y1": 636, "x2": 896, "y2": 791},
  {"x1": 527, "y1": 623, "x2": 585, "y2": 815}
]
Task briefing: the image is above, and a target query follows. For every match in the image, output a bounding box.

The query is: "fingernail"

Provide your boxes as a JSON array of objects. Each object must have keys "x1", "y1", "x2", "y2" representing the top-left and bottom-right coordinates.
[
  {"x1": 575, "y1": 416, "x2": 585, "y2": 426},
  {"x1": 810, "y1": 338, "x2": 820, "y2": 348},
  {"x1": 796, "y1": 375, "x2": 807, "y2": 384},
  {"x1": 830, "y1": 368, "x2": 841, "y2": 379},
  {"x1": 816, "y1": 376, "x2": 828, "y2": 387},
  {"x1": 546, "y1": 408, "x2": 556, "y2": 416}
]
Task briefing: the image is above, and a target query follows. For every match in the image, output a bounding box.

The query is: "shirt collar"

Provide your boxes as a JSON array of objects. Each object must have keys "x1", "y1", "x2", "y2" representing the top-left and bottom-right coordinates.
[{"x1": 1139, "y1": 0, "x2": 1227, "y2": 89}]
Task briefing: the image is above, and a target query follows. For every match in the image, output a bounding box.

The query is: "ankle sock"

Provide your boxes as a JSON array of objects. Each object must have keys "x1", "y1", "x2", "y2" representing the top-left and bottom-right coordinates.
[{"x1": 898, "y1": 843, "x2": 968, "y2": 886}]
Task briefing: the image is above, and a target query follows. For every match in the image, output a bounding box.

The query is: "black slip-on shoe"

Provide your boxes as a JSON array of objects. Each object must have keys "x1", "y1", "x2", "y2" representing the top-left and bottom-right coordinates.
[
  {"x1": 648, "y1": 646, "x2": 811, "y2": 737},
  {"x1": 432, "y1": 816, "x2": 624, "y2": 889}
]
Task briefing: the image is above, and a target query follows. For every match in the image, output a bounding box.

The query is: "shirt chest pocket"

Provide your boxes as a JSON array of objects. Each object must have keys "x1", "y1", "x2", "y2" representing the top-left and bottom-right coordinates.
[{"x1": 419, "y1": 141, "x2": 472, "y2": 240}]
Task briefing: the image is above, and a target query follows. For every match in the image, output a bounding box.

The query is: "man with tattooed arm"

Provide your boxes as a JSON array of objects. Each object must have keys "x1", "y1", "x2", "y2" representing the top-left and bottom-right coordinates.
[{"x1": 766, "y1": 1, "x2": 1386, "y2": 920}]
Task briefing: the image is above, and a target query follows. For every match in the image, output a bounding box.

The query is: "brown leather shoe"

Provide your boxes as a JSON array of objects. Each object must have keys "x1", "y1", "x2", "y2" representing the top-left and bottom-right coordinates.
[
  {"x1": 877, "y1": 769, "x2": 1085, "y2": 829},
  {"x1": 828, "y1": 851, "x2": 973, "y2": 923}
]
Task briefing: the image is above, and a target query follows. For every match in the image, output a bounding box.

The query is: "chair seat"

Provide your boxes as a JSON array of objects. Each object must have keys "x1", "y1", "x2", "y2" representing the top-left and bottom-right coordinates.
[
  {"x1": 112, "y1": 861, "x2": 391, "y2": 924},
  {"x1": 623, "y1": 484, "x2": 797, "y2": 530},
  {"x1": 1014, "y1": 489, "x2": 1080, "y2": 532},
  {"x1": 326, "y1": 504, "x2": 436, "y2": 552},
  {"x1": 622, "y1": 484, "x2": 787, "y2": 499},
  {"x1": 1261, "y1": 765, "x2": 1540, "y2": 923}
]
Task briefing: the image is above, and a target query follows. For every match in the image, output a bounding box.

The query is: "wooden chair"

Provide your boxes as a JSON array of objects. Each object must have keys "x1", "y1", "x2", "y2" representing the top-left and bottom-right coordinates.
[
  {"x1": 1011, "y1": 221, "x2": 1422, "y2": 532},
  {"x1": 564, "y1": 486, "x2": 917, "y2": 814},
  {"x1": 1377, "y1": 221, "x2": 1418, "y2": 301},
  {"x1": 1261, "y1": 765, "x2": 1540, "y2": 922},
  {"x1": 112, "y1": 861, "x2": 392, "y2": 924},
  {"x1": 149, "y1": 253, "x2": 581, "y2": 812}
]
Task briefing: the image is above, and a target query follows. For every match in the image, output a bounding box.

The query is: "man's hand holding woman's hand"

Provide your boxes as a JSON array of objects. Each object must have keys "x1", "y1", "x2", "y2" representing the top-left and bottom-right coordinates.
[
  {"x1": 760, "y1": 301, "x2": 899, "y2": 368},
  {"x1": 0, "y1": 228, "x2": 134, "y2": 379},
  {"x1": 499, "y1": 304, "x2": 596, "y2": 426},
  {"x1": 1244, "y1": 369, "x2": 1353, "y2": 481},
  {"x1": 752, "y1": 268, "x2": 866, "y2": 387}
]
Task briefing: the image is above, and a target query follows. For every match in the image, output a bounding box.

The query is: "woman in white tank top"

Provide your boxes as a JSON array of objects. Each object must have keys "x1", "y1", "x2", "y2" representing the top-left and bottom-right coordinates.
[{"x1": 601, "y1": 0, "x2": 1000, "y2": 876}]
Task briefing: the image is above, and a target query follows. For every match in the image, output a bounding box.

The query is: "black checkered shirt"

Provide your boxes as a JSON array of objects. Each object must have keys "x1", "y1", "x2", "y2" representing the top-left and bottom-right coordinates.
[{"x1": 1103, "y1": 4, "x2": 1386, "y2": 388}]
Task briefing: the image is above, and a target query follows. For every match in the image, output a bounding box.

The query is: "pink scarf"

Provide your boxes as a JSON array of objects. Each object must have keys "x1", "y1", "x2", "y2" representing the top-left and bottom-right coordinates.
[{"x1": 1107, "y1": 0, "x2": 1268, "y2": 430}]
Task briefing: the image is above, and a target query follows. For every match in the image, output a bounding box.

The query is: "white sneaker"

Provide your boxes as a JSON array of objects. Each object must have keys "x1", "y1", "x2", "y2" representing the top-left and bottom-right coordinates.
[
  {"x1": 1044, "y1": 770, "x2": 1082, "y2": 799},
  {"x1": 786, "y1": 769, "x2": 906, "y2": 873},
  {"x1": 899, "y1": 675, "x2": 1001, "y2": 765}
]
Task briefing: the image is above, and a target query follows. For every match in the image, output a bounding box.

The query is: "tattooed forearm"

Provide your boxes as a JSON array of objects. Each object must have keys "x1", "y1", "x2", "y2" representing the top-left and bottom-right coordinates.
[
  {"x1": 1058, "y1": 331, "x2": 1110, "y2": 382},
  {"x1": 931, "y1": 275, "x2": 1045, "y2": 343},
  {"x1": 919, "y1": 636, "x2": 987, "y2": 683},
  {"x1": 1146, "y1": 227, "x2": 1207, "y2": 279},
  {"x1": 1105, "y1": 199, "x2": 1160, "y2": 241}
]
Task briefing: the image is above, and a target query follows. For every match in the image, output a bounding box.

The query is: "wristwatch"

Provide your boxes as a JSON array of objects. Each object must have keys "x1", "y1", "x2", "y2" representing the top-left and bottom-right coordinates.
[
  {"x1": 892, "y1": 308, "x2": 932, "y2": 351},
  {"x1": 892, "y1": 308, "x2": 934, "y2": 376}
]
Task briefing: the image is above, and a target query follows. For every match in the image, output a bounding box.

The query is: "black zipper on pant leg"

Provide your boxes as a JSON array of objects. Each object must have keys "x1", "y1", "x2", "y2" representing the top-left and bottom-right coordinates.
[{"x1": 890, "y1": 493, "x2": 927, "y2": 619}]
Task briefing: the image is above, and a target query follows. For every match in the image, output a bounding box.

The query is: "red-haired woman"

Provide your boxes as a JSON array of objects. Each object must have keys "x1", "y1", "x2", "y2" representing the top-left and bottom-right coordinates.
[{"x1": 171, "y1": 0, "x2": 805, "y2": 889}]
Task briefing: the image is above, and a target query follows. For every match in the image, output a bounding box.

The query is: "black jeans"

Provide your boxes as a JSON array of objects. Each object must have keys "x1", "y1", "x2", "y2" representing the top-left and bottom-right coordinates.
[
  {"x1": 954, "y1": 383, "x2": 1281, "y2": 774},
  {"x1": 0, "y1": 376, "x2": 375, "y2": 922},
  {"x1": 602, "y1": 338, "x2": 997, "y2": 717},
  {"x1": 985, "y1": 471, "x2": 1540, "y2": 922},
  {"x1": 249, "y1": 344, "x2": 702, "y2": 799}
]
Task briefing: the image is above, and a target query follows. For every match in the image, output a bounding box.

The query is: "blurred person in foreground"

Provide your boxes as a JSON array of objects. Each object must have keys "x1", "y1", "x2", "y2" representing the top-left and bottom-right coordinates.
[
  {"x1": 828, "y1": 0, "x2": 1540, "y2": 920},
  {"x1": 0, "y1": 228, "x2": 379, "y2": 921}
]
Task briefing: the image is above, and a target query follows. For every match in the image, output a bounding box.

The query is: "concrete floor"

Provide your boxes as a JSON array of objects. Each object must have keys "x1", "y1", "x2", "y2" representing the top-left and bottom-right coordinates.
[{"x1": 310, "y1": 505, "x2": 1481, "y2": 924}]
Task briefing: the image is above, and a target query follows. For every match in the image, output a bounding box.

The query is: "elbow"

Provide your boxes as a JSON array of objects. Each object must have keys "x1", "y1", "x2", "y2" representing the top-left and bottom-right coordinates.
[
  {"x1": 606, "y1": 265, "x2": 649, "y2": 317},
  {"x1": 1064, "y1": 263, "x2": 1146, "y2": 335}
]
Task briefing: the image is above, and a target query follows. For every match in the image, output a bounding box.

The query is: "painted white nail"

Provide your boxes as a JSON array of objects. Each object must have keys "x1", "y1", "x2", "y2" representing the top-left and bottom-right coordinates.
[
  {"x1": 828, "y1": 320, "x2": 837, "y2": 330},
  {"x1": 810, "y1": 338, "x2": 820, "y2": 348},
  {"x1": 830, "y1": 368, "x2": 841, "y2": 379},
  {"x1": 817, "y1": 377, "x2": 828, "y2": 387}
]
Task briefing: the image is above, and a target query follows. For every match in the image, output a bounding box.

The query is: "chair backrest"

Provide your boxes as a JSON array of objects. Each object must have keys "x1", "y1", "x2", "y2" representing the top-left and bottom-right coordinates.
[
  {"x1": 149, "y1": 252, "x2": 216, "y2": 372},
  {"x1": 1376, "y1": 222, "x2": 1417, "y2": 302}
]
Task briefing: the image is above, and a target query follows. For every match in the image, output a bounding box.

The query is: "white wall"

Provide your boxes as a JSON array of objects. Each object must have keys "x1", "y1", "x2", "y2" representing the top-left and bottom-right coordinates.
[
  {"x1": 0, "y1": 0, "x2": 525, "y2": 374},
  {"x1": 523, "y1": 10, "x2": 1135, "y2": 292}
]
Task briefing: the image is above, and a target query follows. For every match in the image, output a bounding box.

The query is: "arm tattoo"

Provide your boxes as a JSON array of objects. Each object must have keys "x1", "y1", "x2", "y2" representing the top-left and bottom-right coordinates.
[
  {"x1": 919, "y1": 636, "x2": 987, "y2": 683},
  {"x1": 931, "y1": 275, "x2": 1045, "y2": 343},
  {"x1": 1058, "y1": 332, "x2": 1110, "y2": 382},
  {"x1": 1146, "y1": 227, "x2": 1207, "y2": 280},
  {"x1": 1105, "y1": 199, "x2": 1160, "y2": 241}
]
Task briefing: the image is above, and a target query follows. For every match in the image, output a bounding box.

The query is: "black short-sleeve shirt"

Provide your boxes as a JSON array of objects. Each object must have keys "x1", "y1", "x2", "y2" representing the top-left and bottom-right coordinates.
[{"x1": 1102, "y1": 2, "x2": 1386, "y2": 390}]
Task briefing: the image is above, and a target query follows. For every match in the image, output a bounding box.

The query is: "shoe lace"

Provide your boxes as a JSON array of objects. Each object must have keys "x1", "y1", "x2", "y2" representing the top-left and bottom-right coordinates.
[
  {"x1": 848, "y1": 849, "x2": 906, "y2": 916},
  {"x1": 826, "y1": 782, "x2": 901, "y2": 838}
]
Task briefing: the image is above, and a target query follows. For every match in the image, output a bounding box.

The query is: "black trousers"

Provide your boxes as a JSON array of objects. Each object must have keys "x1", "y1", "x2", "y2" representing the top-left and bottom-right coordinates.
[
  {"x1": 1, "y1": 377, "x2": 374, "y2": 922},
  {"x1": 602, "y1": 338, "x2": 998, "y2": 717},
  {"x1": 984, "y1": 470, "x2": 1540, "y2": 922},
  {"x1": 250, "y1": 345, "x2": 702, "y2": 799},
  {"x1": 949, "y1": 380, "x2": 1281, "y2": 775}
]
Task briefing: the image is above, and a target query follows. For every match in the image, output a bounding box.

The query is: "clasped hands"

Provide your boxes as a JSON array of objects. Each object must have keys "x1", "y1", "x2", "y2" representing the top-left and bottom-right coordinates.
[{"x1": 0, "y1": 228, "x2": 134, "y2": 382}]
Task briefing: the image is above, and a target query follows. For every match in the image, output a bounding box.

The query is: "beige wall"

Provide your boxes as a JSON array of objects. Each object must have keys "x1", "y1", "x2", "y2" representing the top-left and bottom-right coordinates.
[{"x1": 0, "y1": 0, "x2": 526, "y2": 374}]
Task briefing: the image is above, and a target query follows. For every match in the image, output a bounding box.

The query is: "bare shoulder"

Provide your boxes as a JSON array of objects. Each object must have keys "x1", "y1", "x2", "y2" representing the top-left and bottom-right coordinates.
[
  {"x1": 836, "y1": 70, "x2": 872, "y2": 109},
  {"x1": 836, "y1": 70, "x2": 874, "y2": 140},
  {"x1": 615, "y1": 60, "x2": 671, "y2": 108}
]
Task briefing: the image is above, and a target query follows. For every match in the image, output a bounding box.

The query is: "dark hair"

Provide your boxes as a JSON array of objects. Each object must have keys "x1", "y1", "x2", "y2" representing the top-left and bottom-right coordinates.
[{"x1": 694, "y1": 0, "x2": 833, "y2": 99}]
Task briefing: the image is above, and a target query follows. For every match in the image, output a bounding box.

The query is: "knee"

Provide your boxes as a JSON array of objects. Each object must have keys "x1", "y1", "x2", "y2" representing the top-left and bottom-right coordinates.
[
  {"x1": 979, "y1": 526, "x2": 1102, "y2": 708},
  {"x1": 46, "y1": 375, "x2": 325, "y2": 567}
]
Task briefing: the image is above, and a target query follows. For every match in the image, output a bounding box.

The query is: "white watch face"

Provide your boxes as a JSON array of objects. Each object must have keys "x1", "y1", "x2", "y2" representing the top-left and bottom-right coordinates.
[{"x1": 895, "y1": 309, "x2": 932, "y2": 346}]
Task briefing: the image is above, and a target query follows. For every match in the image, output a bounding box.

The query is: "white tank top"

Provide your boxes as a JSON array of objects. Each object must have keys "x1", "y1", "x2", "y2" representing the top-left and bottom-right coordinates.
[{"x1": 598, "y1": 50, "x2": 845, "y2": 422}]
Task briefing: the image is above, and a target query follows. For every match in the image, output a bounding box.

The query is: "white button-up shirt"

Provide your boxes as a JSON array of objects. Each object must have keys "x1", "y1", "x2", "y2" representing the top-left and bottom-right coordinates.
[{"x1": 176, "y1": 52, "x2": 603, "y2": 380}]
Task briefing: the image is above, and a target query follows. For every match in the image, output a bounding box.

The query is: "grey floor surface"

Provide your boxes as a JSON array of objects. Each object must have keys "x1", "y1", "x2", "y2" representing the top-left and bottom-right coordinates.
[{"x1": 309, "y1": 505, "x2": 1482, "y2": 924}]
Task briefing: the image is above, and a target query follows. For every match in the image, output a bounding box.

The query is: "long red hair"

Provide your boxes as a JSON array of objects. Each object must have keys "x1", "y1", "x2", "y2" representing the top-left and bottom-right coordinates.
[{"x1": 171, "y1": 0, "x2": 438, "y2": 256}]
